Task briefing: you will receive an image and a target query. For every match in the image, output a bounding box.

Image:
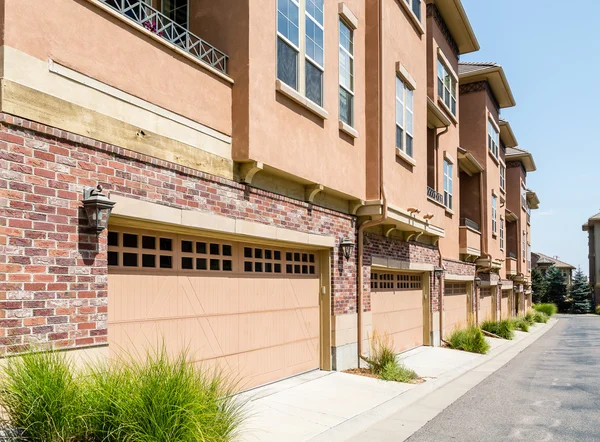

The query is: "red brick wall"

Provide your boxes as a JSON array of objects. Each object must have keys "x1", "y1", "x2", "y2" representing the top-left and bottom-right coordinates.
[
  {"x1": 443, "y1": 258, "x2": 475, "y2": 277},
  {"x1": 0, "y1": 114, "x2": 356, "y2": 354}
]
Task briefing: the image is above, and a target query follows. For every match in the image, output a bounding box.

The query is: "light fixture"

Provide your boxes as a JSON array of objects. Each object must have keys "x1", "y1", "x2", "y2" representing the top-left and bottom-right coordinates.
[
  {"x1": 474, "y1": 277, "x2": 482, "y2": 288},
  {"x1": 340, "y1": 237, "x2": 355, "y2": 261},
  {"x1": 82, "y1": 185, "x2": 115, "y2": 234},
  {"x1": 434, "y1": 266, "x2": 444, "y2": 278}
]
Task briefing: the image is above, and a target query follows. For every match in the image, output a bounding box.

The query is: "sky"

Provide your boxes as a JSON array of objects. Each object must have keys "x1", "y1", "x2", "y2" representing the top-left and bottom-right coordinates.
[{"x1": 461, "y1": 0, "x2": 598, "y2": 275}]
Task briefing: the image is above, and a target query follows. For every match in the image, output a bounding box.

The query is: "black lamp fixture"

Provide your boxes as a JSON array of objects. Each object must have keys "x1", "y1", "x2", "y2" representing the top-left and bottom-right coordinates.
[
  {"x1": 474, "y1": 277, "x2": 482, "y2": 288},
  {"x1": 340, "y1": 237, "x2": 355, "y2": 260},
  {"x1": 434, "y1": 266, "x2": 444, "y2": 278},
  {"x1": 82, "y1": 185, "x2": 115, "y2": 234}
]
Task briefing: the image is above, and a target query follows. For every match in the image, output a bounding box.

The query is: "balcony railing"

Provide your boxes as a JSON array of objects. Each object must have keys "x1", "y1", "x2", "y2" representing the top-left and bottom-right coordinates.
[
  {"x1": 101, "y1": 0, "x2": 228, "y2": 74},
  {"x1": 427, "y1": 186, "x2": 444, "y2": 205},
  {"x1": 460, "y1": 218, "x2": 480, "y2": 232}
]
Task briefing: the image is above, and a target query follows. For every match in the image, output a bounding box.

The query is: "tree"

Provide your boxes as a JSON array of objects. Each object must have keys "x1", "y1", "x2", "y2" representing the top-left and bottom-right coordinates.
[
  {"x1": 531, "y1": 268, "x2": 547, "y2": 304},
  {"x1": 570, "y1": 268, "x2": 592, "y2": 314},
  {"x1": 545, "y1": 266, "x2": 568, "y2": 312}
]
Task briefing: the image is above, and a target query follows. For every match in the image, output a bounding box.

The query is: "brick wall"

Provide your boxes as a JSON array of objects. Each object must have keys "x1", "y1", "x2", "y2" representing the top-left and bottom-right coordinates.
[
  {"x1": 443, "y1": 258, "x2": 476, "y2": 277},
  {"x1": 0, "y1": 114, "x2": 356, "y2": 354}
]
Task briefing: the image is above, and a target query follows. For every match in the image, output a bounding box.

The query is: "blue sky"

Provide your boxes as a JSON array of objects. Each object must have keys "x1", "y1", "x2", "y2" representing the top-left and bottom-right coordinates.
[{"x1": 461, "y1": 0, "x2": 596, "y2": 274}]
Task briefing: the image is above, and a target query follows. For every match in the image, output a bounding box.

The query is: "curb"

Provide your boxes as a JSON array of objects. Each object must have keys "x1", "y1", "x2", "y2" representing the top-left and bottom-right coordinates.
[{"x1": 309, "y1": 318, "x2": 559, "y2": 441}]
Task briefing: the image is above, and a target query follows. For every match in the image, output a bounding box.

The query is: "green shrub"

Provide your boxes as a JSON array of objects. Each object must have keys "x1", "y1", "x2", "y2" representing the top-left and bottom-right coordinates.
[
  {"x1": 447, "y1": 326, "x2": 490, "y2": 354},
  {"x1": 533, "y1": 311, "x2": 549, "y2": 323},
  {"x1": 83, "y1": 346, "x2": 245, "y2": 442},
  {"x1": 511, "y1": 317, "x2": 530, "y2": 332},
  {"x1": 533, "y1": 303, "x2": 558, "y2": 317},
  {"x1": 0, "y1": 349, "x2": 85, "y2": 442},
  {"x1": 523, "y1": 310, "x2": 536, "y2": 326},
  {"x1": 379, "y1": 360, "x2": 418, "y2": 383},
  {"x1": 480, "y1": 319, "x2": 515, "y2": 340},
  {"x1": 595, "y1": 305, "x2": 600, "y2": 315},
  {"x1": 364, "y1": 330, "x2": 397, "y2": 375}
]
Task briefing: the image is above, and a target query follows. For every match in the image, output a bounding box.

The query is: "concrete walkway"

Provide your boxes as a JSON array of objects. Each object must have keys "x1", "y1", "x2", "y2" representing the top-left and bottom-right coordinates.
[{"x1": 239, "y1": 319, "x2": 557, "y2": 442}]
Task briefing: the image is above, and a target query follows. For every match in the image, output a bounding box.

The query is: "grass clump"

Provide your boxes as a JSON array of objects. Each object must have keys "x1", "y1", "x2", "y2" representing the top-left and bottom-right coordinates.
[
  {"x1": 511, "y1": 317, "x2": 530, "y2": 332},
  {"x1": 533, "y1": 303, "x2": 558, "y2": 317},
  {"x1": 0, "y1": 349, "x2": 84, "y2": 442},
  {"x1": 533, "y1": 310, "x2": 549, "y2": 323},
  {"x1": 523, "y1": 310, "x2": 536, "y2": 326},
  {"x1": 480, "y1": 319, "x2": 515, "y2": 340},
  {"x1": 361, "y1": 331, "x2": 419, "y2": 384},
  {"x1": 596, "y1": 305, "x2": 600, "y2": 315},
  {"x1": 446, "y1": 326, "x2": 490, "y2": 354},
  {"x1": 379, "y1": 360, "x2": 418, "y2": 383}
]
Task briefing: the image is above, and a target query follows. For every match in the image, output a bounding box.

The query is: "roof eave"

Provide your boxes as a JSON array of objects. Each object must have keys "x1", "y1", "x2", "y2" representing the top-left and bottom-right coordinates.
[
  {"x1": 434, "y1": 0, "x2": 480, "y2": 55},
  {"x1": 459, "y1": 67, "x2": 516, "y2": 109},
  {"x1": 506, "y1": 152, "x2": 536, "y2": 172},
  {"x1": 499, "y1": 120, "x2": 518, "y2": 148}
]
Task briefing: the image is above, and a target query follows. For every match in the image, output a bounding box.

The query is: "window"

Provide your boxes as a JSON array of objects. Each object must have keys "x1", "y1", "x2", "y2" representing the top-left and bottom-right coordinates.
[
  {"x1": 396, "y1": 77, "x2": 414, "y2": 157},
  {"x1": 491, "y1": 195, "x2": 497, "y2": 234},
  {"x1": 488, "y1": 119, "x2": 499, "y2": 158},
  {"x1": 405, "y1": 0, "x2": 421, "y2": 21},
  {"x1": 500, "y1": 218, "x2": 504, "y2": 250},
  {"x1": 437, "y1": 60, "x2": 457, "y2": 115},
  {"x1": 162, "y1": 0, "x2": 188, "y2": 28},
  {"x1": 522, "y1": 231, "x2": 526, "y2": 261},
  {"x1": 371, "y1": 272, "x2": 422, "y2": 290},
  {"x1": 443, "y1": 160, "x2": 453, "y2": 210},
  {"x1": 339, "y1": 19, "x2": 354, "y2": 126},
  {"x1": 277, "y1": 0, "x2": 324, "y2": 106},
  {"x1": 500, "y1": 164, "x2": 505, "y2": 191},
  {"x1": 521, "y1": 185, "x2": 527, "y2": 207}
]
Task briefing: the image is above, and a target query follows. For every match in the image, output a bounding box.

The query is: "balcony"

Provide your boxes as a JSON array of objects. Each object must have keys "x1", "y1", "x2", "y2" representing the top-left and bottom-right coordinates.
[
  {"x1": 506, "y1": 254, "x2": 517, "y2": 276},
  {"x1": 427, "y1": 186, "x2": 444, "y2": 205},
  {"x1": 459, "y1": 218, "x2": 481, "y2": 259},
  {"x1": 101, "y1": 0, "x2": 228, "y2": 74}
]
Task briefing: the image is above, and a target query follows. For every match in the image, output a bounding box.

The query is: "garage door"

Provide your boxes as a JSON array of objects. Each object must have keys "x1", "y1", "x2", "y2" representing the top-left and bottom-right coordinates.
[
  {"x1": 479, "y1": 288, "x2": 495, "y2": 322},
  {"x1": 107, "y1": 227, "x2": 320, "y2": 389},
  {"x1": 444, "y1": 283, "x2": 469, "y2": 337},
  {"x1": 501, "y1": 290, "x2": 510, "y2": 319},
  {"x1": 371, "y1": 272, "x2": 424, "y2": 354}
]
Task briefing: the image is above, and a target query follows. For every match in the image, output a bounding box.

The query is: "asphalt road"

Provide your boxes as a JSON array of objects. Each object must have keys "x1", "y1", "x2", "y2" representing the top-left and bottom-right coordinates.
[{"x1": 407, "y1": 315, "x2": 600, "y2": 442}]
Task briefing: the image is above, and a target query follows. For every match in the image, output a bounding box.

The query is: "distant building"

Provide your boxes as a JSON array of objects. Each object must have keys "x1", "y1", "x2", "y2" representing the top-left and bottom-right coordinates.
[
  {"x1": 583, "y1": 213, "x2": 600, "y2": 308},
  {"x1": 531, "y1": 252, "x2": 576, "y2": 285}
]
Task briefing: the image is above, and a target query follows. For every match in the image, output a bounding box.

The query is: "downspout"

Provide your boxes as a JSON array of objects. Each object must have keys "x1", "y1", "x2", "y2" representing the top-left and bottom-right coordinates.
[
  {"x1": 357, "y1": 0, "x2": 387, "y2": 363},
  {"x1": 434, "y1": 126, "x2": 448, "y2": 344},
  {"x1": 475, "y1": 170, "x2": 492, "y2": 325}
]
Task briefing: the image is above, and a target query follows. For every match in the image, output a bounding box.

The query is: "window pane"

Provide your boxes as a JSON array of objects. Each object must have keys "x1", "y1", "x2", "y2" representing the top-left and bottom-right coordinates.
[
  {"x1": 339, "y1": 48, "x2": 353, "y2": 91},
  {"x1": 339, "y1": 87, "x2": 353, "y2": 126},
  {"x1": 396, "y1": 126, "x2": 403, "y2": 150},
  {"x1": 305, "y1": 19, "x2": 324, "y2": 66},
  {"x1": 277, "y1": 0, "x2": 299, "y2": 46},
  {"x1": 306, "y1": 0, "x2": 323, "y2": 24},
  {"x1": 412, "y1": 0, "x2": 421, "y2": 20},
  {"x1": 306, "y1": 61, "x2": 323, "y2": 105},
  {"x1": 277, "y1": 39, "x2": 298, "y2": 89},
  {"x1": 339, "y1": 21, "x2": 353, "y2": 54},
  {"x1": 406, "y1": 135, "x2": 413, "y2": 157}
]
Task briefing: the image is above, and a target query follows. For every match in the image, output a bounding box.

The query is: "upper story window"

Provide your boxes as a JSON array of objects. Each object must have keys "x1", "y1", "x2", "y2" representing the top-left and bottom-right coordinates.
[
  {"x1": 443, "y1": 160, "x2": 453, "y2": 210},
  {"x1": 277, "y1": 0, "x2": 324, "y2": 106},
  {"x1": 396, "y1": 77, "x2": 414, "y2": 157},
  {"x1": 162, "y1": 0, "x2": 188, "y2": 28},
  {"x1": 491, "y1": 194, "x2": 498, "y2": 235},
  {"x1": 437, "y1": 60, "x2": 456, "y2": 116},
  {"x1": 405, "y1": 0, "x2": 421, "y2": 21},
  {"x1": 522, "y1": 231, "x2": 527, "y2": 261},
  {"x1": 521, "y1": 184, "x2": 527, "y2": 207},
  {"x1": 488, "y1": 119, "x2": 499, "y2": 158},
  {"x1": 500, "y1": 218, "x2": 504, "y2": 250},
  {"x1": 500, "y1": 164, "x2": 505, "y2": 191},
  {"x1": 339, "y1": 19, "x2": 354, "y2": 126}
]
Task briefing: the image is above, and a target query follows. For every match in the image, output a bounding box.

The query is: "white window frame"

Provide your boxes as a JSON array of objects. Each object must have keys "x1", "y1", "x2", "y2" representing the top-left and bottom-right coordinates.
[
  {"x1": 162, "y1": 0, "x2": 189, "y2": 30},
  {"x1": 500, "y1": 217, "x2": 504, "y2": 250},
  {"x1": 437, "y1": 59, "x2": 457, "y2": 116},
  {"x1": 276, "y1": 0, "x2": 325, "y2": 106},
  {"x1": 500, "y1": 164, "x2": 505, "y2": 191},
  {"x1": 405, "y1": 0, "x2": 422, "y2": 21},
  {"x1": 491, "y1": 195, "x2": 497, "y2": 235},
  {"x1": 521, "y1": 184, "x2": 527, "y2": 208},
  {"x1": 443, "y1": 160, "x2": 453, "y2": 210},
  {"x1": 488, "y1": 119, "x2": 499, "y2": 158},
  {"x1": 339, "y1": 18, "x2": 354, "y2": 127},
  {"x1": 396, "y1": 77, "x2": 414, "y2": 158},
  {"x1": 522, "y1": 231, "x2": 527, "y2": 261}
]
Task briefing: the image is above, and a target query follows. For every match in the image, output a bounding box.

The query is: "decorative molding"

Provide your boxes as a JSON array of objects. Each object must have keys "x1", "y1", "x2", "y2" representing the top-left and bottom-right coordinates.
[
  {"x1": 382, "y1": 224, "x2": 396, "y2": 238},
  {"x1": 427, "y1": 4, "x2": 459, "y2": 58},
  {"x1": 459, "y1": 81, "x2": 500, "y2": 112},
  {"x1": 239, "y1": 161, "x2": 263, "y2": 184},
  {"x1": 305, "y1": 184, "x2": 324, "y2": 203},
  {"x1": 506, "y1": 160, "x2": 527, "y2": 176}
]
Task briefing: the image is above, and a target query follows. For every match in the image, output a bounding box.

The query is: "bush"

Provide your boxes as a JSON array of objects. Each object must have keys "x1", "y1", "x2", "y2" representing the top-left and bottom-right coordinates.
[
  {"x1": 364, "y1": 330, "x2": 397, "y2": 375},
  {"x1": 0, "y1": 347, "x2": 246, "y2": 442},
  {"x1": 480, "y1": 319, "x2": 515, "y2": 340},
  {"x1": 446, "y1": 326, "x2": 490, "y2": 354},
  {"x1": 523, "y1": 310, "x2": 536, "y2": 326},
  {"x1": 533, "y1": 303, "x2": 558, "y2": 317},
  {"x1": 379, "y1": 360, "x2": 418, "y2": 383},
  {"x1": 0, "y1": 349, "x2": 85, "y2": 442},
  {"x1": 511, "y1": 317, "x2": 530, "y2": 332},
  {"x1": 533, "y1": 311, "x2": 549, "y2": 323},
  {"x1": 596, "y1": 305, "x2": 600, "y2": 315}
]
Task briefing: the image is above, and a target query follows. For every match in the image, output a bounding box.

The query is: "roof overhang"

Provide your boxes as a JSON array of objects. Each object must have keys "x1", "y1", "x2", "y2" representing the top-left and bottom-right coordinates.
[
  {"x1": 459, "y1": 65, "x2": 516, "y2": 108},
  {"x1": 427, "y1": 97, "x2": 451, "y2": 128},
  {"x1": 506, "y1": 151, "x2": 536, "y2": 172},
  {"x1": 499, "y1": 120, "x2": 518, "y2": 148},
  {"x1": 356, "y1": 202, "x2": 445, "y2": 239},
  {"x1": 505, "y1": 209, "x2": 519, "y2": 222},
  {"x1": 433, "y1": 0, "x2": 480, "y2": 54},
  {"x1": 457, "y1": 147, "x2": 484, "y2": 176},
  {"x1": 526, "y1": 190, "x2": 540, "y2": 209}
]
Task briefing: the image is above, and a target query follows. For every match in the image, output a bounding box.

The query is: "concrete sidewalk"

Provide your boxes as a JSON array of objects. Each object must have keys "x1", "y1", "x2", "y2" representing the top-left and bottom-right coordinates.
[{"x1": 239, "y1": 319, "x2": 557, "y2": 442}]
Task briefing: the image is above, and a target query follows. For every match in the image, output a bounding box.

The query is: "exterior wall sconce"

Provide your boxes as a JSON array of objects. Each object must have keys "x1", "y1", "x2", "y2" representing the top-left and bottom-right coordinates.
[
  {"x1": 82, "y1": 185, "x2": 115, "y2": 234},
  {"x1": 340, "y1": 237, "x2": 355, "y2": 260},
  {"x1": 474, "y1": 277, "x2": 482, "y2": 288},
  {"x1": 434, "y1": 266, "x2": 444, "y2": 278}
]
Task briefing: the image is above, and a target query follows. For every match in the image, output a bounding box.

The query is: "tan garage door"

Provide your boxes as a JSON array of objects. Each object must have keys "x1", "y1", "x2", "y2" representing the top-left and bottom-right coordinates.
[
  {"x1": 444, "y1": 283, "x2": 469, "y2": 337},
  {"x1": 501, "y1": 290, "x2": 510, "y2": 319},
  {"x1": 479, "y1": 288, "x2": 495, "y2": 322},
  {"x1": 107, "y1": 228, "x2": 320, "y2": 390},
  {"x1": 371, "y1": 272, "x2": 424, "y2": 354}
]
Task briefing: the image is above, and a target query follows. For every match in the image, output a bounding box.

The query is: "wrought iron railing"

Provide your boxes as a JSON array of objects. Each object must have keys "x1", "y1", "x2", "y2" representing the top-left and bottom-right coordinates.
[
  {"x1": 460, "y1": 218, "x2": 480, "y2": 232},
  {"x1": 427, "y1": 186, "x2": 444, "y2": 205},
  {"x1": 100, "y1": 0, "x2": 228, "y2": 74}
]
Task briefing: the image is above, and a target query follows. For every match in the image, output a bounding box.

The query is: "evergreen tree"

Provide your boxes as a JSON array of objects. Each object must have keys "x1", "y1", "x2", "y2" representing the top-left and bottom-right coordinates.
[
  {"x1": 531, "y1": 268, "x2": 547, "y2": 304},
  {"x1": 570, "y1": 268, "x2": 592, "y2": 314},
  {"x1": 545, "y1": 266, "x2": 568, "y2": 312}
]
